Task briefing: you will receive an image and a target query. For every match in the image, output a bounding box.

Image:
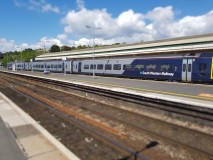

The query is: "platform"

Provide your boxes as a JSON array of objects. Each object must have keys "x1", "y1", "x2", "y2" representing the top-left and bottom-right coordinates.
[
  {"x1": 2, "y1": 70, "x2": 213, "y2": 108},
  {"x1": 21, "y1": 71, "x2": 213, "y2": 108},
  {"x1": 0, "y1": 92, "x2": 80, "y2": 160}
]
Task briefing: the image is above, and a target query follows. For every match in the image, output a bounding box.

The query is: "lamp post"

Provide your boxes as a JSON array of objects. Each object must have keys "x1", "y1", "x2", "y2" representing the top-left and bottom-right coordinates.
[
  {"x1": 85, "y1": 25, "x2": 102, "y2": 79},
  {"x1": 16, "y1": 47, "x2": 22, "y2": 71},
  {"x1": 39, "y1": 40, "x2": 48, "y2": 72},
  {"x1": 21, "y1": 49, "x2": 23, "y2": 71},
  {"x1": 30, "y1": 59, "x2": 33, "y2": 73}
]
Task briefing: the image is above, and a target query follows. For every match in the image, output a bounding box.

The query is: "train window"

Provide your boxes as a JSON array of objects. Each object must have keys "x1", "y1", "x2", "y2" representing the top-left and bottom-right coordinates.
[
  {"x1": 188, "y1": 64, "x2": 192, "y2": 72},
  {"x1": 199, "y1": 63, "x2": 207, "y2": 72},
  {"x1": 90, "y1": 64, "x2": 96, "y2": 70},
  {"x1": 51, "y1": 65, "x2": 54, "y2": 68},
  {"x1": 84, "y1": 65, "x2": 89, "y2": 69},
  {"x1": 147, "y1": 64, "x2": 156, "y2": 72},
  {"x1": 113, "y1": 64, "x2": 121, "y2": 70},
  {"x1": 123, "y1": 64, "x2": 133, "y2": 71},
  {"x1": 47, "y1": 66, "x2": 50, "y2": 68},
  {"x1": 58, "y1": 65, "x2": 62, "y2": 68},
  {"x1": 135, "y1": 64, "x2": 144, "y2": 71},
  {"x1": 160, "y1": 64, "x2": 175, "y2": 72},
  {"x1": 41, "y1": 65, "x2": 43, "y2": 68},
  {"x1": 105, "y1": 64, "x2": 112, "y2": 70},
  {"x1": 97, "y1": 64, "x2": 103, "y2": 70},
  {"x1": 182, "y1": 64, "x2": 186, "y2": 72}
]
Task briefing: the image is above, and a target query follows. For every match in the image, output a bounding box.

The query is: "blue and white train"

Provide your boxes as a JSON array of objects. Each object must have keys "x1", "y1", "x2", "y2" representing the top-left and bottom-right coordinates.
[{"x1": 8, "y1": 52, "x2": 213, "y2": 83}]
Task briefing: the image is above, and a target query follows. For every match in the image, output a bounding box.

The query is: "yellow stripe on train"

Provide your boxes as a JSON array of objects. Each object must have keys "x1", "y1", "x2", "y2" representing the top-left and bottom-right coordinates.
[{"x1": 211, "y1": 57, "x2": 213, "y2": 79}]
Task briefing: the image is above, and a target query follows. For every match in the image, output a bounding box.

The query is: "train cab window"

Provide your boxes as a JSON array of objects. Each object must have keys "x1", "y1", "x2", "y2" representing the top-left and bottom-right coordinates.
[
  {"x1": 105, "y1": 64, "x2": 112, "y2": 70},
  {"x1": 113, "y1": 64, "x2": 121, "y2": 70},
  {"x1": 123, "y1": 64, "x2": 133, "y2": 71},
  {"x1": 84, "y1": 65, "x2": 89, "y2": 69},
  {"x1": 199, "y1": 63, "x2": 207, "y2": 72},
  {"x1": 90, "y1": 64, "x2": 96, "y2": 70},
  {"x1": 188, "y1": 64, "x2": 192, "y2": 72},
  {"x1": 147, "y1": 64, "x2": 156, "y2": 72},
  {"x1": 97, "y1": 64, "x2": 103, "y2": 70},
  {"x1": 135, "y1": 64, "x2": 144, "y2": 71}
]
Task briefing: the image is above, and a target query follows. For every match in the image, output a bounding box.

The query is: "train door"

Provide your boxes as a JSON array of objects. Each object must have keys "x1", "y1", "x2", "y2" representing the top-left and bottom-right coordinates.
[
  {"x1": 70, "y1": 61, "x2": 73, "y2": 73},
  {"x1": 182, "y1": 59, "x2": 193, "y2": 81},
  {"x1": 78, "y1": 62, "x2": 82, "y2": 73},
  {"x1": 62, "y1": 61, "x2": 65, "y2": 73}
]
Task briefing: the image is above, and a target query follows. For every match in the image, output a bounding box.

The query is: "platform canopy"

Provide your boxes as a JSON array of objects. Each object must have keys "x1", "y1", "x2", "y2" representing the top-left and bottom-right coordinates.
[{"x1": 35, "y1": 33, "x2": 213, "y2": 61}]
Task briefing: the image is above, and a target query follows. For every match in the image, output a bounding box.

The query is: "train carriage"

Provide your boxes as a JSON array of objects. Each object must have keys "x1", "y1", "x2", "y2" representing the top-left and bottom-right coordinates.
[
  {"x1": 72, "y1": 53, "x2": 213, "y2": 83},
  {"x1": 8, "y1": 52, "x2": 213, "y2": 83}
]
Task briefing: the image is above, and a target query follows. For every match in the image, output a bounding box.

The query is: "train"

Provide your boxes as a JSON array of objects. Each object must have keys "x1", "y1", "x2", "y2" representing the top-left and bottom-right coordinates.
[{"x1": 7, "y1": 52, "x2": 213, "y2": 83}]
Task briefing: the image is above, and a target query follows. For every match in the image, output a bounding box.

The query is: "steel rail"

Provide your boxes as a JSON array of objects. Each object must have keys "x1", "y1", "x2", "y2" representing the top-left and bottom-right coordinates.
[
  {"x1": 10, "y1": 72, "x2": 213, "y2": 121},
  {"x1": 11, "y1": 87, "x2": 148, "y2": 160}
]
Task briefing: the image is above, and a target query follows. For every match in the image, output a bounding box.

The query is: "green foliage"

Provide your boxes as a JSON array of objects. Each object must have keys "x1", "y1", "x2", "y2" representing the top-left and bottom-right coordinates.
[
  {"x1": 49, "y1": 45, "x2": 60, "y2": 52},
  {"x1": 0, "y1": 49, "x2": 43, "y2": 66},
  {"x1": 60, "y1": 45, "x2": 72, "y2": 51},
  {"x1": 77, "y1": 45, "x2": 88, "y2": 50}
]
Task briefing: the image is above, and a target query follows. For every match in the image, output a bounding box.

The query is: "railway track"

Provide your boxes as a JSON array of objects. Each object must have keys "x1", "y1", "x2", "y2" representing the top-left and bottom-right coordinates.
[{"x1": 0, "y1": 71, "x2": 213, "y2": 160}]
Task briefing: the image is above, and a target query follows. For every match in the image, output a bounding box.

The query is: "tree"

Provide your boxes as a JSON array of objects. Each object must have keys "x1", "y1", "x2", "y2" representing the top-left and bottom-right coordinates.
[
  {"x1": 77, "y1": 45, "x2": 87, "y2": 50},
  {"x1": 0, "y1": 52, "x2": 3, "y2": 59},
  {"x1": 61, "y1": 45, "x2": 72, "y2": 51},
  {"x1": 49, "y1": 45, "x2": 60, "y2": 52},
  {"x1": 0, "y1": 49, "x2": 42, "y2": 66}
]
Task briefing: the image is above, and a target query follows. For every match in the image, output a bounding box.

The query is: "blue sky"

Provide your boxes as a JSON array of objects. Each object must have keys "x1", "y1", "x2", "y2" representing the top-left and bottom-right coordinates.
[{"x1": 0, "y1": 0, "x2": 213, "y2": 52}]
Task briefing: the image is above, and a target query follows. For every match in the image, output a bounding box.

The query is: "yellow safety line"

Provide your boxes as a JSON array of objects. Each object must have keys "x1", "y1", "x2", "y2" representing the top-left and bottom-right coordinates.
[
  {"x1": 199, "y1": 93, "x2": 213, "y2": 98},
  {"x1": 211, "y1": 57, "x2": 213, "y2": 79},
  {"x1": 70, "y1": 79, "x2": 213, "y2": 101}
]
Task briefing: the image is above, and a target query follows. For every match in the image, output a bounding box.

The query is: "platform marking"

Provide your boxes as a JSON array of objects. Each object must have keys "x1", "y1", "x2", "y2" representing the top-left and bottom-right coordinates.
[
  {"x1": 199, "y1": 93, "x2": 213, "y2": 98},
  {"x1": 71, "y1": 79, "x2": 213, "y2": 101}
]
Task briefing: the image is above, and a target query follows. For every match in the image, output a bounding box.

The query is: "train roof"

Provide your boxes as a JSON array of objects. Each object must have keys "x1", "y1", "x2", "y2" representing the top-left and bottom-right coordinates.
[{"x1": 35, "y1": 33, "x2": 213, "y2": 61}]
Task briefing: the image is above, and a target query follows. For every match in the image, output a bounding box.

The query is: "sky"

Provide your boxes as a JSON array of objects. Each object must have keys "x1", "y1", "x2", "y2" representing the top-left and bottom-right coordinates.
[{"x1": 0, "y1": 0, "x2": 213, "y2": 53}]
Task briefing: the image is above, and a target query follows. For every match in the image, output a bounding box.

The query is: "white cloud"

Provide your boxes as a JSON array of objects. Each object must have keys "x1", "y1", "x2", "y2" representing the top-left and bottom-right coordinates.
[
  {"x1": 0, "y1": 38, "x2": 16, "y2": 53},
  {"x1": 76, "y1": 0, "x2": 85, "y2": 10},
  {"x1": 57, "y1": 34, "x2": 68, "y2": 41},
  {"x1": 146, "y1": 6, "x2": 174, "y2": 22},
  {"x1": 41, "y1": 4, "x2": 60, "y2": 13},
  {"x1": 14, "y1": 0, "x2": 60, "y2": 14},
  {"x1": 61, "y1": 6, "x2": 213, "y2": 45},
  {"x1": 38, "y1": 37, "x2": 62, "y2": 48}
]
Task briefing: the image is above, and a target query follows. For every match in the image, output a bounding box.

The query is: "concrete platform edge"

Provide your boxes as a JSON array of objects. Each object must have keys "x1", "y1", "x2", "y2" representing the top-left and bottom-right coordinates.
[{"x1": 0, "y1": 92, "x2": 80, "y2": 160}]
